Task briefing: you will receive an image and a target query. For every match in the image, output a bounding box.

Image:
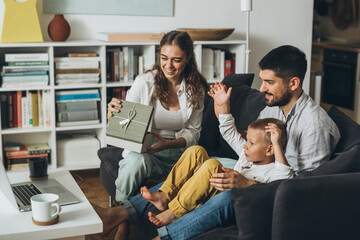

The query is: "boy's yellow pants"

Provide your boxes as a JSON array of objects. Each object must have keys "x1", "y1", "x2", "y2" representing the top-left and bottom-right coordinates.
[{"x1": 159, "y1": 145, "x2": 223, "y2": 218}]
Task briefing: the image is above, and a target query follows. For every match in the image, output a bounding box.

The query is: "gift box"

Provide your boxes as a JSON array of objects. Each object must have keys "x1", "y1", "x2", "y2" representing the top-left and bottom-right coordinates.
[{"x1": 106, "y1": 100, "x2": 154, "y2": 153}]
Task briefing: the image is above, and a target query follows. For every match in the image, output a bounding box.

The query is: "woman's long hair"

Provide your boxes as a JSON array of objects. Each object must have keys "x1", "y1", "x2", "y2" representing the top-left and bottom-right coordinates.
[{"x1": 149, "y1": 30, "x2": 208, "y2": 110}]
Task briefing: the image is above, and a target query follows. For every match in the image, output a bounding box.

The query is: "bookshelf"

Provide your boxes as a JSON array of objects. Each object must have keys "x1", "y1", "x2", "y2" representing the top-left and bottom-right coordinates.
[{"x1": 0, "y1": 39, "x2": 246, "y2": 171}]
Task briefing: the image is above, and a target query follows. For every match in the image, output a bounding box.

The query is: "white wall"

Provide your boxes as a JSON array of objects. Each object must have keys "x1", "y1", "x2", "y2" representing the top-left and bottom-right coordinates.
[{"x1": 1, "y1": 0, "x2": 314, "y2": 92}]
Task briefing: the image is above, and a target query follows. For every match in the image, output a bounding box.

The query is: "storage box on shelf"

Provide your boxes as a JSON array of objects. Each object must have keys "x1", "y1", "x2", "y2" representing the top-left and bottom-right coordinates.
[{"x1": 0, "y1": 40, "x2": 246, "y2": 171}]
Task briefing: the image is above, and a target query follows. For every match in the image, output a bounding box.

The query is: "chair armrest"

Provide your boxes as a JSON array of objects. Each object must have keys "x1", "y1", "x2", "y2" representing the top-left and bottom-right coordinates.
[{"x1": 272, "y1": 172, "x2": 360, "y2": 240}]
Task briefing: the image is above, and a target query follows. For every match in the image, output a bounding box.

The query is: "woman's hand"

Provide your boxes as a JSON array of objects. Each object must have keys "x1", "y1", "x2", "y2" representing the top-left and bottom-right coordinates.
[
  {"x1": 147, "y1": 131, "x2": 169, "y2": 154},
  {"x1": 209, "y1": 167, "x2": 257, "y2": 191},
  {"x1": 107, "y1": 98, "x2": 122, "y2": 121}
]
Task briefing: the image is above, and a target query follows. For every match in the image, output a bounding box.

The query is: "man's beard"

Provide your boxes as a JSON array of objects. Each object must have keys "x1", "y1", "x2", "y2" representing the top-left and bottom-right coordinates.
[{"x1": 265, "y1": 89, "x2": 292, "y2": 107}]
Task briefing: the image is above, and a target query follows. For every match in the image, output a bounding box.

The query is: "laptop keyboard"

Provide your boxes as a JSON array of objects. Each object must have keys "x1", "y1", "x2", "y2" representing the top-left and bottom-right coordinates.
[{"x1": 12, "y1": 184, "x2": 42, "y2": 206}]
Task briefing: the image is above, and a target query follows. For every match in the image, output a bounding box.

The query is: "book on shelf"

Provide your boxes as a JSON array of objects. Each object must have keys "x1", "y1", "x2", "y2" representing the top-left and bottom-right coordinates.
[
  {"x1": 57, "y1": 109, "x2": 99, "y2": 122},
  {"x1": 68, "y1": 53, "x2": 98, "y2": 57},
  {"x1": 54, "y1": 57, "x2": 101, "y2": 62},
  {"x1": 2, "y1": 74, "x2": 48, "y2": 82},
  {"x1": 5, "y1": 53, "x2": 49, "y2": 62},
  {"x1": 55, "y1": 78, "x2": 100, "y2": 85},
  {"x1": 7, "y1": 61, "x2": 49, "y2": 66},
  {"x1": 5, "y1": 143, "x2": 51, "y2": 157},
  {"x1": 2, "y1": 90, "x2": 51, "y2": 128},
  {"x1": 4, "y1": 142, "x2": 22, "y2": 151},
  {"x1": 55, "y1": 68, "x2": 101, "y2": 74},
  {"x1": 1, "y1": 71, "x2": 48, "y2": 77},
  {"x1": 55, "y1": 89, "x2": 100, "y2": 102},
  {"x1": 6, "y1": 155, "x2": 50, "y2": 171},
  {"x1": 56, "y1": 119, "x2": 100, "y2": 127},
  {"x1": 2, "y1": 81, "x2": 48, "y2": 88},
  {"x1": 96, "y1": 32, "x2": 164, "y2": 42},
  {"x1": 2, "y1": 65, "x2": 49, "y2": 73},
  {"x1": 55, "y1": 61, "x2": 99, "y2": 69},
  {"x1": 56, "y1": 73, "x2": 100, "y2": 79},
  {"x1": 106, "y1": 100, "x2": 154, "y2": 153},
  {"x1": 6, "y1": 152, "x2": 48, "y2": 159},
  {"x1": 56, "y1": 100, "x2": 99, "y2": 112},
  {"x1": 1, "y1": 94, "x2": 10, "y2": 129}
]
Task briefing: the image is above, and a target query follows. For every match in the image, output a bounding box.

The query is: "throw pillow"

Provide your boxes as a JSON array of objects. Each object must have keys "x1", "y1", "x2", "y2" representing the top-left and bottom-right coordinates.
[
  {"x1": 327, "y1": 105, "x2": 360, "y2": 153},
  {"x1": 222, "y1": 73, "x2": 254, "y2": 88},
  {"x1": 231, "y1": 180, "x2": 283, "y2": 240},
  {"x1": 297, "y1": 145, "x2": 360, "y2": 177}
]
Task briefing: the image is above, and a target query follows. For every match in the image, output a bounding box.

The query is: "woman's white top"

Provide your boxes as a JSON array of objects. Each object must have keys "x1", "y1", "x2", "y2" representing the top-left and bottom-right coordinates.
[
  {"x1": 123, "y1": 71, "x2": 204, "y2": 156},
  {"x1": 152, "y1": 99, "x2": 183, "y2": 140}
]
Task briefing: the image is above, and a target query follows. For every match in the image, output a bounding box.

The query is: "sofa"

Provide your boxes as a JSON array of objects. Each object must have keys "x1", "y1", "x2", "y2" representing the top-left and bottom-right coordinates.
[{"x1": 98, "y1": 73, "x2": 360, "y2": 240}]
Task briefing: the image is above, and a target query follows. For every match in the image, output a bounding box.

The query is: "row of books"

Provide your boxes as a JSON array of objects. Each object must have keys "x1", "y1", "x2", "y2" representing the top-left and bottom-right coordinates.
[
  {"x1": 55, "y1": 89, "x2": 101, "y2": 127},
  {"x1": 0, "y1": 90, "x2": 51, "y2": 129},
  {"x1": 201, "y1": 48, "x2": 236, "y2": 81},
  {"x1": 106, "y1": 47, "x2": 145, "y2": 83},
  {"x1": 4, "y1": 142, "x2": 51, "y2": 171},
  {"x1": 54, "y1": 53, "x2": 101, "y2": 85},
  {"x1": 1, "y1": 53, "x2": 50, "y2": 88}
]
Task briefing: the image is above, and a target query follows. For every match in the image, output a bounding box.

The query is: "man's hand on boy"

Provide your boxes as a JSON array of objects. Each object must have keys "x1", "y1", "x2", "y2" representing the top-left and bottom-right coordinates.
[{"x1": 210, "y1": 167, "x2": 257, "y2": 191}]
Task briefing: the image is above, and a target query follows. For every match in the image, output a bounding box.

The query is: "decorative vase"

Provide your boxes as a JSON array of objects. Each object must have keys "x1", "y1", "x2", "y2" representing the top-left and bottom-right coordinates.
[{"x1": 48, "y1": 14, "x2": 71, "y2": 41}]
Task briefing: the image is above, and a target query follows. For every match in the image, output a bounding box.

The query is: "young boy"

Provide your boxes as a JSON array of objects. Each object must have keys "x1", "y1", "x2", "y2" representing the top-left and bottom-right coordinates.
[{"x1": 141, "y1": 83, "x2": 294, "y2": 227}]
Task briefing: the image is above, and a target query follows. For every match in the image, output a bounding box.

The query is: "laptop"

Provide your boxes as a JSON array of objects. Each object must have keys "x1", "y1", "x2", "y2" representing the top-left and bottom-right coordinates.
[{"x1": 0, "y1": 162, "x2": 80, "y2": 212}]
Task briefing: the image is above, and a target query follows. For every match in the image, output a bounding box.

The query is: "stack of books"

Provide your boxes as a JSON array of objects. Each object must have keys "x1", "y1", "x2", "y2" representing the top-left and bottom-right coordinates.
[
  {"x1": 0, "y1": 90, "x2": 51, "y2": 129},
  {"x1": 1, "y1": 53, "x2": 49, "y2": 88},
  {"x1": 54, "y1": 53, "x2": 101, "y2": 85},
  {"x1": 106, "y1": 47, "x2": 144, "y2": 83},
  {"x1": 4, "y1": 142, "x2": 51, "y2": 171},
  {"x1": 55, "y1": 89, "x2": 100, "y2": 127}
]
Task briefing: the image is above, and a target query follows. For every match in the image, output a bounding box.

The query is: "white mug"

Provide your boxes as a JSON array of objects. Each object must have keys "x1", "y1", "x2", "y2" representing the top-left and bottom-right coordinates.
[{"x1": 31, "y1": 193, "x2": 61, "y2": 222}]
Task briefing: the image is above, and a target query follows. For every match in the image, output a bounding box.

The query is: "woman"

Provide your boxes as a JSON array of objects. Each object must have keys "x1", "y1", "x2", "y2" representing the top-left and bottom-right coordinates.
[{"x1": 107, "y1": 30, "x2": 208, "y2": 203}]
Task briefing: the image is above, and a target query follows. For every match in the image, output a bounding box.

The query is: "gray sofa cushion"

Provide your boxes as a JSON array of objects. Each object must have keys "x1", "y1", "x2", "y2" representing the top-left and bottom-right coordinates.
[{"x1": 328, "y1": 105, "x2": 360, "y2": 153}]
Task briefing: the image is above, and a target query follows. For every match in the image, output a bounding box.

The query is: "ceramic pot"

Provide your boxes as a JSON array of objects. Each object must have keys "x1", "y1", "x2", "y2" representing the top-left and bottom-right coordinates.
[{"x1": 48, "y1": 14, "x2": 71, "y2": 41}]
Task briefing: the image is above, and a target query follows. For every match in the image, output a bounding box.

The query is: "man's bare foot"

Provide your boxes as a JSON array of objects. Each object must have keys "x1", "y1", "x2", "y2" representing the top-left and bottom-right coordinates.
[
  {"x1": 148, "y1": 209, "x2": 177, "y2": 227},
  {"x1": 114, "y1": 221, "x2": 130, "y2": 240},
  {"x1": 140, "y1": 186, "x2": 169, "y2": 211},
  {"x1": 91, "y1": 203, "x2": 129, "y2": 237}
]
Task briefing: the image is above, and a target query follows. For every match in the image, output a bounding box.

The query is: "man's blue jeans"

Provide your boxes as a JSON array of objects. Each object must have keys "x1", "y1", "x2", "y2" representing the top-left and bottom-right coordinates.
[{"x1": 123, "y1": 182, "x2": 236, "y2": 240}]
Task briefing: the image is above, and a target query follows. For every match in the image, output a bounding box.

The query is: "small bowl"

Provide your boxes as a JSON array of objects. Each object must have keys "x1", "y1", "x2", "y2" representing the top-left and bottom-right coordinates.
[{"x1": 177, "y1": 28, "x2": 235, "y2": 41}]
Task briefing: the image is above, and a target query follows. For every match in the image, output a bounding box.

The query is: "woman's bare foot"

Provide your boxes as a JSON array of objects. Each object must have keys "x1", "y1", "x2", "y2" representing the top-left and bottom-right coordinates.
[
  {"x1": 141, "y1": 186, "x2": 169, "y2": 211},
  {"x1": 148, "y1": 209, "x2": 177, "y2": 227},
  {"x1": 91, "y1": 203, "x2": 129, "y2": 237}
]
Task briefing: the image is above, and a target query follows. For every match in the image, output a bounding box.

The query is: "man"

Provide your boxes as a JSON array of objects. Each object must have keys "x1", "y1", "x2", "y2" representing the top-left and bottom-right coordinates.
[{"x1": 93, "y1": 45, "x2": 340, "y2": 240}]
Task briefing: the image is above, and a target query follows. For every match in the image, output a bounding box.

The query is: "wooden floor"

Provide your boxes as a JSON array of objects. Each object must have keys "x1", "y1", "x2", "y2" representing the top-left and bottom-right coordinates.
[{"x1": 70, "y1": 169, "x2": 145, "y2": 240}]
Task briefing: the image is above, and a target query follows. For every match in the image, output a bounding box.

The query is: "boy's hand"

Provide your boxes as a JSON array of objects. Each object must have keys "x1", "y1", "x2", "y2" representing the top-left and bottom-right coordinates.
[
  {"x1": 208, "y1": 82, "x2": 232, "y2": 117},
  {"x1": 208, "y1": 82, "x2": 232, "y2": 106},
  {"x1": 265, "y1": 123, "x2": 281, "y2": 146}
]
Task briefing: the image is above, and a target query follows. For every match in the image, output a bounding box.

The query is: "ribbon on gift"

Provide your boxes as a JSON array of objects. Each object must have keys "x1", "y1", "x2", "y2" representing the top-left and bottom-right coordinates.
[{"x1": 113, "y1": 103, "x2": 149, "y2": 140}]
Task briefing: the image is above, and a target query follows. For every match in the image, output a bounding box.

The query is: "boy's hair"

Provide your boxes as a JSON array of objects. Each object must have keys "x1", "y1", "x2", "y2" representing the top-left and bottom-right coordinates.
[
  {"x1": 258, "y1": 45, "x2": 307, "y2": 87},
  {"x1": 248, "y1": 118, "x2": 287, "y2": 149}
]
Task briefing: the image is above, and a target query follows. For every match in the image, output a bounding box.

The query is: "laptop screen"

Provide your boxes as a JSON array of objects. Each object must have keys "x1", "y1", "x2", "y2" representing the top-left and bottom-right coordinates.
[{"x1": 0, "y1": 161, "x2": 21, "y2": 210}]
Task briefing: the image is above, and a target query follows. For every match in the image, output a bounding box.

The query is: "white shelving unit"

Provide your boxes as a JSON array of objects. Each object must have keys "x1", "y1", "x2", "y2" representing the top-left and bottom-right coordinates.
[{"x1": 0, "y1": 39, "x2": 246, "y2": 171}]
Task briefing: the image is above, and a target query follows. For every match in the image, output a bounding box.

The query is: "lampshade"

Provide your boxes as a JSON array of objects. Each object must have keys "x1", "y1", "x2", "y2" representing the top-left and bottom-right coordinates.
[{"x1": 240, "y1": 0, "x2": 252, "y2": 12}]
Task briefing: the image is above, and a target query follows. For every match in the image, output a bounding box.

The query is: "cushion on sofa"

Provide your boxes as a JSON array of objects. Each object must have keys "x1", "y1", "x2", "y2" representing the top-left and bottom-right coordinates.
[
  {"x1": 199, "y1": 84, "x2": 266, "y2": 159},
  {"x1": 222, "y1": 73, "x2": 254, "y2": 88},
  {"x1": 272, "y1": 172, "x2": 360, "y2": 240},
  {"x1": 328, "y1": 105, "x2": 360, "y2": 153},
  {"x1": 231, "y1": 180, "x2": 283, "y2": 240},
  {"x1": 297, "y1": 145, "x2": 360, "y2": 177}
]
